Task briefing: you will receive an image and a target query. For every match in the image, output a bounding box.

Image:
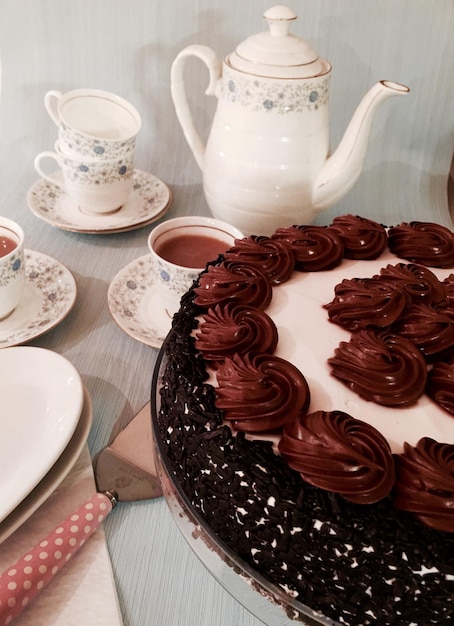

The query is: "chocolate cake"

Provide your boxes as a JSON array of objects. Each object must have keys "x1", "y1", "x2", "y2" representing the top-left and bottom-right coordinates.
[{"x1": 154, "y1": 216, "x2": 454, "y2": 625}]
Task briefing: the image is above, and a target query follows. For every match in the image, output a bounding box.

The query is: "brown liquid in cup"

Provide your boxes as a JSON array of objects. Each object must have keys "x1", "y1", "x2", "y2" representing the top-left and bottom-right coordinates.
[
  {"x1": 0, "y1": 236, "x2": 17, "y2": 258},
  {"x1": 155, "y1": 233, "x2": 230, "y2": 268}
]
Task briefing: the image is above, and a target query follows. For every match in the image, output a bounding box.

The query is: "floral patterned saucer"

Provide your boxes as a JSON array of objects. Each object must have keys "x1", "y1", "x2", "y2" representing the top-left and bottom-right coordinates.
[
  {"x1": 27, "y1": 169, "x2": 172, "y2": 234},
  {"x1": 107, "y1": 254, "x2": 174, "y2": 349},
  {"x1": 0, "y1": 250, "x2": 77, "y2": 348}
]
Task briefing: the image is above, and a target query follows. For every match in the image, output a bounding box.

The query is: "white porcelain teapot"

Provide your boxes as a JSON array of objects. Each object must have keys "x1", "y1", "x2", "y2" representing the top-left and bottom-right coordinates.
[{"x1": 171, "y1": 5, "x2": 409, "y2": 235}]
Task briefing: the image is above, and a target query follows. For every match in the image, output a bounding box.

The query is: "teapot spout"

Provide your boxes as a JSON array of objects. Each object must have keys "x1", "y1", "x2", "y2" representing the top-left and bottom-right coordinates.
[{"x1": 312, "y1": 80, "x2": 409, "y2": 210}]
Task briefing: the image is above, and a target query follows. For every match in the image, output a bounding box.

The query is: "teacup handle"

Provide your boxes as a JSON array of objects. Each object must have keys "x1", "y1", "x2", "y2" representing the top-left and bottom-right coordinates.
[
  {"x1": 34, "y1": 151, "x2": 65, "y2": 189},
  {"x1": 44, "y1": 90, "x2": 63, "y2": 126}
]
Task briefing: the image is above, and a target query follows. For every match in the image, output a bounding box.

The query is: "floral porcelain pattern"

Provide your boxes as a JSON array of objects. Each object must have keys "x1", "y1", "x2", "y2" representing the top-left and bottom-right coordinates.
[
  {"x1": 0, "y1": 250, "x2": 77, "y2": 348},
  {"x1": 60, "y1": 152, "x2": 134, "y2": 185},
  {"x1": 27, "y1": 169, "x2": 172, "y2": 233},
  {"x1": 154, "y1": 257, "x2": 200, "y2": 296},
  {"x1": 108, "y1": 255, "x2": 173, "y2": 349},
  {"x1": 221, "y1": 67, "x2": 330, "y2": 114},
  {"x1": 59, "y1": 122, "x2": 137, "y2": 160},
  {"x1": 0, "y1": 248, "x2": 23, "y2": 288}
]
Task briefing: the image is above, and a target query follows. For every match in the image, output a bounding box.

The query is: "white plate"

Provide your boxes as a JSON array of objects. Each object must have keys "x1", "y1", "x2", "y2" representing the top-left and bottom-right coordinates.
[
  {"x1": 108, "y1": 254, "x2": 174, "y2": 348},
  {"x1": 0, "y1": 346, "x2": 84, "y2": 523},
  {"x1": 0, "y1": 386, "x2": 92, "y2": 544},
  {"x1": 0, "y1": 250, "x2": 77, "y2": 348},
  {"x1": 27, "y1": 169, "x2": 172, "y2": 234}
]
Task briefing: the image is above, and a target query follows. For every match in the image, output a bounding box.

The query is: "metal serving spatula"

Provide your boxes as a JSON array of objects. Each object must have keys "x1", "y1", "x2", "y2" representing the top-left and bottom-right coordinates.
[{"x1": 0, "y1": 401, "x2": 162, "y2": 625}]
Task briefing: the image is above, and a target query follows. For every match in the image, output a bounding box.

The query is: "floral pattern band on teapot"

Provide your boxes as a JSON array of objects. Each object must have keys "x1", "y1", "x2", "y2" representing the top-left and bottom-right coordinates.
[{"x1": 221, "y1": 64, "x2": 330, "y2": 114}]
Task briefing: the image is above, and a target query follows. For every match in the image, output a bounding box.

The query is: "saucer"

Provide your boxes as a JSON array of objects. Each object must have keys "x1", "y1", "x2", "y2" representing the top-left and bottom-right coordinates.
[
  {"x1": 0, "y1": 250, "x2": 77, "y2": 348},
  {"x1": 27, "y1": 169, "x2": 172, "y2": 234},
  {"x1": 108, "y1": 254, "x2": 176, "y2": 348}
]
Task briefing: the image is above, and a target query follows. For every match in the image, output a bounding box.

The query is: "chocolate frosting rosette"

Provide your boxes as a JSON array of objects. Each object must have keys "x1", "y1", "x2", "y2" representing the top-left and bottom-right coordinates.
[
  {"x1": 377, "y1": 263, "x2": 446, "y2": 305},
  {"x1": 215, "y1": 352, "x2": 310, "y2": 432},
  {"x1": 426, "y1": 360, "x2": 454, "y2": 415},
  {"x1": 388, "y1": 221, "x2": 454, "y2": 268},
  {"x1": 194, "y1": 261, "x2": 272, "y2": 310},
  {"x1": 393, "y1": 438, "x2": 454, "y2": 533},
  {"x1": 271, "y1": 224, "x2": 344, "y2": 271},
  {"x1": 328, "y1": 329, "x2": 427, "y2": 406},
  {"x1": 393, "y1": 302, "x2": 454, "y2": 362},
  {"x1": 330, "y1": 214, "x2": 388, "y2": 259},
  {"x1": 324, "y1": 276, "x2": 407, "y2": 331},
  {"x1": 278, "y1": 410, "x2": 395, "y2": 504},
  {"x1": 195, "y1": 303, "x2": 278, "y2": 365},
  {"x1": 223, "y1": 235, "x2": 295, "y2": 285},
  {"x1": 442, "y1": 274, "x2": 454, "y2": 309}
]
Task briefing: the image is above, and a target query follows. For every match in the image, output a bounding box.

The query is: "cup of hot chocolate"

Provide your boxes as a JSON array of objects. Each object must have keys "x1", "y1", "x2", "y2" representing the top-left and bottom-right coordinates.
[
  {"x1": 0, "y1": 217, "x2": 25, "y2": 321},
  {"x1": 147, "y1": 216, "x2": 243, "y2": 312}
]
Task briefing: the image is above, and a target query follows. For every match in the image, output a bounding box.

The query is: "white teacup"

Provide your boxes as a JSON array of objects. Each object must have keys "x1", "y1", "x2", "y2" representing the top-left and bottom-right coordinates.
[
  {"x1": 147, "y1": 216, "x2": 244, "y2": 314},
  {"x1": 34, "y1": 142, "x2": 135, "y2": 214},
  {"x1": 44, "y1": 88, "x2": 141, "y2": 160},
  {"x1": 0, "y1": 217, "x2": 25, "y2": 321}
]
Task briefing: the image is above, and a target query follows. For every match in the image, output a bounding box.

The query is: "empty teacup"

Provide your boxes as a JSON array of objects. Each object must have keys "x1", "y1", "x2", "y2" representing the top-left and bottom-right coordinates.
[
  {"x1": 147, "y1": 216, "x2": 243, "y2": 314},
  {"x1": 0, "y1": 217, "x2": 25, "y2": 321},
  {"x1": 44, "y1": 88, "x2": 141, "y2": 160},
  {"x1": 34, "y1": 142, "x2": 135, "y2": 214}
]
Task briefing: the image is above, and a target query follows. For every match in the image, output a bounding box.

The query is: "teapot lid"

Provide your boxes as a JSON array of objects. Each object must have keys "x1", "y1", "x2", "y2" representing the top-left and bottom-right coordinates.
[{"x1": 228, "y1": 5, "x2": 330, "y2": 79}]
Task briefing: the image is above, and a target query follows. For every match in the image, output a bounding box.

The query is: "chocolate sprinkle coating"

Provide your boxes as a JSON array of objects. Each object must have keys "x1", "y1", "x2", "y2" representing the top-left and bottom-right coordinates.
[{"x1": 156, "y1": 284, "x2": 454, "y2": 626}]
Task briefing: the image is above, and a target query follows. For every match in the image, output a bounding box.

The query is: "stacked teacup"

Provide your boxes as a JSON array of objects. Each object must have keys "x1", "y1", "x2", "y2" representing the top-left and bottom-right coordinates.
[{"x1": 35, "y1": 89, "x2": 142, "y2": 214}]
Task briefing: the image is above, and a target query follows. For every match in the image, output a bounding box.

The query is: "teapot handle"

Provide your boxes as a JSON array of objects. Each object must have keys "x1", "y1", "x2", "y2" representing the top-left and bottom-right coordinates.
[{"x1": 171, "y1": 45, "x2": 222, "y2": 172}]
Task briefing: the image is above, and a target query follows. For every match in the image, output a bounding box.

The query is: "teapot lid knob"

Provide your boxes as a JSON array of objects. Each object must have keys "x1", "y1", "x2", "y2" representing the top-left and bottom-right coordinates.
[
  {"x1": 229, "y1": 5, "x2": 330, "y2": 79},
  {"x1": 264, "y1": 5, "x2": 297, "y2": 38}
]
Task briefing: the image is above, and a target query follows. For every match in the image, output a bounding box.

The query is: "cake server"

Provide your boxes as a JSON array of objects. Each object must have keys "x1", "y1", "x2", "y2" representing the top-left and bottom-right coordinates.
[{"x1": 0, "y1": 401, "x2": 162, "y2": 625}]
